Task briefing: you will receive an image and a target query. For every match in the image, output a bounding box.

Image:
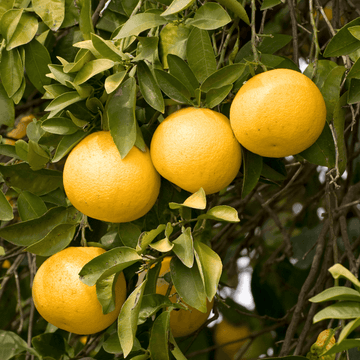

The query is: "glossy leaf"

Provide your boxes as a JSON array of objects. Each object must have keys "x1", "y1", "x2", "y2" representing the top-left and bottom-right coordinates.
[
  {"x1": 215, "y1": 0, "x2": 249, "y2": 24},
  {"x1": 0, "y1": 9, "x2": 23, "y2": 45},
  {"x1": 32, "y1": 332, "x2": 65, "y2": 359},
  {"x1": 32, "y1": 0, "x2": 65, "y2": 31},
  {"x1": 172, "y1": 227, "x2": 194, "y2": 268},
  {"x1": 91, "y1": 33, "x2": 124, "y2": 62},
  {"x1": 41, "y1": 117, "x2": 79, "y2": 135},
  {"x1": 261, "y1": 158, "x2": 287, "y2": 181},
  {"x1": 338, "y1": 317, "x2": 360, "y2": 343},
  {"x1": 102, "y1": 333, "x2": 141, "y2": 355},
  {"x1": 304, "y1": 60, "x2": 337, "y2": 89},
  {"x1": 118, "y1": 222, "x2": 141, "y2": 248},
  {"x1": 52, "y1": 129, "x2": 88, "y2": 162},
  {"x1": 105, "y1": 70, "x2": 127, "y2": 94},
  {"x1": 74, "y1": 59, "x2": 114, "y2": 85},
  {"x1": 78, "y1": 0, "x2": 94, "y2": 40},
  {"x1": 27, "y1": 140, "x2": 50, "y2": 171},
  {"x1": 187, "y1": 3, "x2": 231, "y2": 30},
  {"x1": 169, "y1": 332, "x2": 187, "y2": 360},
  {"x1": 63, "y1": 49, "x2": 94, "y2": 73},
  {"x1": 329, "y1": 263, "x2": 360, "y2": 289},
  {"x1": 149, "y1": 310, "x2": 171, "y2": 360},
  {"x1": 313, "y1": 302, "x2": 360, "y2": 323},
  {"x1": 348, "y1": 78, "x2": 360, "y2": 104},
  {"x1": 108, "y1": 77, "x2": 137, "y2": 158},
  {"x1": 0, "y1": 48, "x2": 23, "y2": 98},
  {"x1": 47, "y1": 64, "x2": 75, "y2": 85},
  {"x1": 0, "y1": 82, "x2": 14, "y2": 127},
  {"x1": 0, "y1": 189, "x2": 14, "y2": 221},
  {"x1": 79, "y1": 247, "x2": 142, "y2": 286},
  {"x1": 198, "y1": 205, "x2": 240, "y2": 223},
  {"x1": 322, "y1": 339, "x2": 360, "y2": 356},
  {"x1": 137, "y1": 61, "x2": 165, "y2": 113},
  {"x1": 136, "y1": 224, "x2": 167, "y2": 253},
  {"x1": 149, "y1": 237, "x2": 174, "y2": 252},
  {"x1": 241, "y1": 148, "x2": 262, "y2": 198},
  {"x1": 134, "y1": 36, "x2": 159, "y2": 61},
  {"x1": 96, "y1": 273, "x2": 118, "y2": 314},
  {"x1": 17, "y1": 191, "x2": 47, "y2": 221},
  {"x1": 45, "y1": 92, "x2": 83, "y2": 113},
  {"x1": 161, "y1": 0, "x2": 194, "y2": 16},
  {"x1": 261, "y1": 0, "x2": 282, "y2": 10},
  {"x1": 170, "y1": 256, "x2": 207, "y2": 312},
  {"x1": 186, "y1": 27, "x2": 217, "y2": 83},
  {"x1": 310, "y1": 287, "x2": 360, "y2": 303},
  {"x1": 205, "y1": 84, "x2": 233, "y2": 108},
  {"x1": 169, "y1": 188, "x2": 206, "y2": 210},
  {"x1": 118, "y1": 281, "x2": 147, "y2": 358}
]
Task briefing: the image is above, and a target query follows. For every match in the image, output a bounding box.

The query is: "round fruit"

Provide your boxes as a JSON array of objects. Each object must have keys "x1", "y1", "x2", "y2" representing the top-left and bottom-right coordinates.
[
  {"x1": 63, "y1": 131, "x2": 161, "y2": 223},
  {"x1": 156, "y1": 257, "x2": 213, "y2": 338},
  {"x1": 214, "y1": 319, "x2": 251, "y2": 359},
  {"x1": 150, "y1": 107, "x2": 242, "y2": 194},
  {"x1": 32, "y1": 246, "x2": 127, "y2": 335},
  {"x1": 229, "y1": 68, "x2": 326, "y2": 158}
]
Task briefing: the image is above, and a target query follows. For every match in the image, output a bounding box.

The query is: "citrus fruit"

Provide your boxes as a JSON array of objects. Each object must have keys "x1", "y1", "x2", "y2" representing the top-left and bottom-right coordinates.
[
  {"x1": 156, "y1": 257, "x2": 213, "y2": 338},
  {"x1": 63, "y1": 131, "x2": 161, "y2": 223},
  {"x1": 150, "y1": 107, "x2": 242, "y2": 194},
  {"x1": 214, "y1": 319, "x2": 251, "y2": 359},
  {"x1": 229, "y1": 68, "x2": 326, "y2": 158},
  {"x1": 32, "y1": 246, "x2": 127, "y2": 335}
]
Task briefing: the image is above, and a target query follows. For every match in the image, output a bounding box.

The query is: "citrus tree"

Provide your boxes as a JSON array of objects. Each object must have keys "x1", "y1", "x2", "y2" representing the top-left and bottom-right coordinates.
[{"x1": 1, "y1": 0, "x2": 360, "y2": 359}]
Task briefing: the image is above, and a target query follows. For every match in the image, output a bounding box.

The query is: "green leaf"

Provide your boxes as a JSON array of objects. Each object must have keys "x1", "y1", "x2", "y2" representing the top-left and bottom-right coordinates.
[
  {"x1": 0, "y1": 163, "x2": 63, "y2": 196},
  {"x1": 241, "y1": 148, "x2": 262, "y2": 198},
  {"x1": 329, "y1": 263, "x2": 360, "y2": 290},
  {"x1": 261, "y1": 158, "x2": 287, "y2": 181},
  {"x1": 74, "y1": 59, "x2": 115, "y2": 85},
  {"x1": 0, "y1": 48, "x2": 23, "y2": 98},
  {"x1": 96, "y1": 273, "x2": 118, "y2": 314},
  {"x1": 172, "y1": 227, "x2": 194, "y2": 268},
  {"x1": 105, "y1": 70, "x2": 127, "y2": 94},
  {"x1": 6, "y1": 12, "x2": 38, "y2": 50},
  {"x1": 63, "y1": 49, "x2": 95, "y2": 73},
  {"x1": 0, "y1": 206, "x2": 80, "y2": 246},
  {"x1": 43, "y1": 84, "x2": 70, "y2": 99},
  {"x1": 42, "y1": 117, "x2": 80, "y2": 135},
  {"x1": 149, "y1": 310, "x2": 170, "y2": 360},
  {"x1": 25, "y1": 223, "x2": 77, "y2": 256},
  {"x1": 313, "y1": 302, "x2": 360, "y2": 323},
  {"x1": 118, "y1": 280, "x2": 147, "y2": 358},
  {"x1": 159, "y1": 23, "x2": 191, "y2": 69},
  {"x1": 310, "y1": 287, "x2": 360, "y2": 303},
  {"x1": 91, "y1": 33, "x2": 124, "y2": 62},
  {"x1": 169, "y1": 188, "x2": 206, "y2": 210},
  {"x1": 31, "y1": 332, "x2": 66, "y2": 359},
  {"x1": 338, "y1": 317, "x2": 360, "y2": 343},
  {"x1": 194, "y1": 240, "x2": 222, "y2": 301},
  {"x1": 27, "y1": 140, "x2": 50, "y2": 171},
  {"x1": 260, "y1": 0, "x2": 282, "y2": 10},
  {"x1": 348, "y1": 78, "x2": 360, "y2": 104},
  {"x1": 198, "y1": 205, "x2": 240, "y2": 223},
  {"x1": 52, "y1": 129, "x2": 88, "y2": 162},
  {"x1": 1, "y1": 9, "x2": 22, "y2": 45},
  {"x1": 215, "y1": 0, "x2": 249, "y2": 24},
  {"x1": 0, "y1": 0, "x2": 14, "y2": 20},
  {"x1": 134, "y1": 36, "x2": 159, "y2": 62},
  {"x1": 136, "y1": 224, "x2": 167, "y2": 253},
  {"x1": 324, "y1": 17, "x2": 360, "y2": 57},
  {"x1": 187, "y1": 3, "x2": 231, "y2": 30},
  {"x1": 137, "y1": 61, "x2": 165, "y2": 113},
  {"x1": 0, "y1": 82, "x2": 14, "y2": 128},
  {"x1": 108, "y1": 77, "x2": 137, "y2": 159},
  {"x1": 149, "y1": 237, "x2": 174, "y2": 252},
  {"x1": 304, "y1": 60, "x2": 337, "y2": 89},
  {"x1": 161, "y1": 0, "x2": 194, "y2": 16},
  {"x1": 186, "y1": 27, "x2": 217, "y2": 83},
  {"x1": 114, "y1": 13, "x2": 167, "y2": 39},
  {"x1": 154, "y1": 69, "x2": 192, "y2": 104},
  {"x1": 167, "y1": 54, "x2": 198, "y2": 97},
  {"x1": 0, "y1": 330, "x2": 41, "y2": 360},
  {"x1": 322, "y1": 339, "x2": 360, "y2": 356},
  {"x1": 17, "y1": 191, "x2": 47, "y2": 221},
  {"x1": 170, "y1": 256, "x2": 207, "y2": 312},
  {"x1": 118, "y1": 222, "x2": 142, "y2": 248},
  {"x1": 24, "y1": 39, "x2": 52, "y2": 93},
  {"x1": 102, "y1": 333, "x2": 141, "y2": 355},
  {"x1": 32, "y1": 0, "x2": 65, "y2": 31},
  {"x1": 47, "y1": 64, "x2": 75, "y2": 85},
  {"x1": 0, "y1": 189, "x2": 14, "y2": 221},
  {"x1": 201, "y1": 64, "x2": 245, "y2": 93},
  {"x1": 45, "y1": 92, "x2": 83, "y2": 113},
  {"x1": 79, "y1": 247, "x2": 142, "y2": 286},
  {"x1": 169, "y1": 332, "x2": 187, "y2": 360},
  {"x1": 78, "y1": 0, "x2": 94, "y2": 40},
  {"x1": 205, "y1": 84, "x2": 233, "y2": 108},
  {"x1": 298, "y1": 122, "x2": 336, "y2": 168}
]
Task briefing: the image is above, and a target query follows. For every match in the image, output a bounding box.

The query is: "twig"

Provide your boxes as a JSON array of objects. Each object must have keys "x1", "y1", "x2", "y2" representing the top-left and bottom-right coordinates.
[
  {"x1": 92, "y1": 0, "x2": 108, "y2": 27},
  {"x1": 217, "y1": 18, "x2": 239, "y2": 68},
  {"x1": 14, "y1": 271, "x2": 24, "y2": 333},
  {"x1": 339, "y1": 215, "x2": 357, "y2": 275},
  {"x1": 287, "y1": 0, "x2": 299, "y2": 66}
]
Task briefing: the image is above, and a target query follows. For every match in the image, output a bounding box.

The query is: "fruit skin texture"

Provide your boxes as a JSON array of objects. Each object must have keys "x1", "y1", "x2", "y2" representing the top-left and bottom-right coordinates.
[
  {"x1": 150, "y1": 107, "x2": 242, "y2": 194},
  {"x1": 214, "y1": 319, "x2": 251, "y2": 359},
  {"x1": 156, "y1": 257, "x2": 213, "y2": 338},
  {"x1": 229, "y1": 68, "x2": 326, "y2": 158},
  {"x1": 63, "y1": 131, "x2": 161, "y2": 223},
  {"x1": 32, "y1": 247, "x2": 127, "y2": 335}
]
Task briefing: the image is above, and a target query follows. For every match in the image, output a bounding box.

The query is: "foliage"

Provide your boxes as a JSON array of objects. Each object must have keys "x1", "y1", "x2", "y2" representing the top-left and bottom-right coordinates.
[{"x1": 1, "y1": 0, "x2": 360, "y2": 359}]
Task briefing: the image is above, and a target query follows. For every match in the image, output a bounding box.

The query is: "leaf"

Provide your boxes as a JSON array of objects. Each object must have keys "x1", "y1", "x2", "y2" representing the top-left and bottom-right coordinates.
[
  {"x1": 63, "y1": 49, "x2": 95, "y2": 73},
  {"x1": 102, "y1": 333, "x2": 141, "y2": 355},
  {"x1": 338, "y1": 317, "x2": 360, "y2": 342},
  {"x1": 205, "y1": 84, "x2": 233, "y2": 108},
  {"x1": 96, "y1": 273, "x2": 118, "y2": 314},
  {"x1": 187, "y1": 3, "x2": 231, "y2": 30},
  {"x1": 348, "y1": 78, "x2": 360, "y2": 104},
  {"x1": 0, "y1": 189, "x2": 14, "y2": 221},
  {"x1": 17, "y1": 191, "x2": 47, "y2": 221},
  {"x1": 78, "y1": 0, "x2": 94, "y2": 40},
  {"x1": 79, "y1": 247, "x2": 142, "y2": 286},
  {"x1": 313, "y1": 302, "x2": 360, "y2": 323},
  {"x1": 170, "y1": 256, "x2": 207, "y2": 312},
  {"x1": 134, "y1": 36, "x2": 159, "y2": 61},
  {"x1": 322, "y1": 339, "x2": 360, "y2": 356},
  {"x1": 42, "y1": 117, "x2": 80, "y2": 135},
  {"x1": 0, "y1": 163, "x2": 63, "y2": 196},
  {"x1": 310, "y1": 287, "x2": 360, "y2": 303},
  {"x1": 261, "y1": 158, "x2": 287, "y2": 181},
  {"x1": 215, "y1": 0, "x2": 250, "y2": 24},
  {"x1": 0, "y1": 82, "x2": 14, "y2": 128},
  {"x1": 154, "y1": 69, "x2": 192, "y2": 104},
  {"x1": 304, "y1": 60, "x2": 338, "y2": 89},
  {"x1": 161, "y1": 0, "x2": 194, "y2": 16},
  {"x1": 169, "y1": 333, "x2": 188, "y2": 360},
  {"x1": 47, "y1": 64, "x2": 75, "y2": 85},
  {"x1": 198, "y1": 205, "x2": 240, "y2": 223},
  {"x1": 74, "y1": 59, "x2": 114, "y2": 85},
  {"x1": 105, "y1": 70, "x2": 127, "y2": 94},
  {"x1": 118, "y1": 281, "x2": 147, "y2": 358},
  {"x1": 43, "y1": 84, "x2": 70, "y2": 99},
  {"x1": 0, "y1": 48, "x2": 23, "y2": 98},
  {"x1": 31, "y1": 332, "x2": 66, "y2": 359},
  {"x1": 172, "y1": 227, "x2": 194, "y2": 268},
  {"x1": 32, "y1": 0, "x2": 65, "y2": 31},
  {"x1": 108, "y1": 77, "x2": 137, "y2": 159},
  {"x1": 118, "y1": 222, "x2": 141, "y2": 248},
  {"x1": 201, "y1": 64, "x2": 245, "y2": 93},
  {"x1": 169, "y1": 188, "x2": 206, "y2": 210},
  {"x1": 114, "y1": 13, "x2": 167, "y2": 39},
  {"x1": 186, "y1": 27, "x2": 217, "y2": 83},
  {"x1": 137, "y1": 61, "x2": 165, "y2": 113},
  {"x1": 136, "y1": 224, "x2": 167, "y2": 253},
  {"x1": 25, "y1": 223, "x2": 77, "y2": 256},
  {"x1": 45, "y1": 92, "x2": 83, "y2": 113},
  {"x1": 149, "y1": 237, "x2": 174, "y2": 252},
  {"x1": 52, "y1": 129, "x2": 88, "y2": 162},
  {"x1": 6, "y1": 12, "x2": 38, "y2": 50},
  {"x1": 241, "y1": 148, "x2": 262, "y2": 198},
  {"x1": 27, "y1": 140, "x2": 50, "y2": 171},
  {"x1": 0, "y1": 206, "x2": 80, "y2": 246},
  {"x1": 149, "y1": 310, "x2": 170, "y2": 360},
  {"x1": 167, "y1": 54, "x2": 198, "y2": 97},
  {"x1": 261, "y1": 0, "x2": 282, "y2": 10},
  {"x1": 0, "y1": 330, "x2": 41, "y2": 360},
  {"x1": 324, "y1": 17, "x2": 360, "y2": 57},
  {"x1": 329, "y1": 263, "x2": 360, "y2": 290},
  {"x1": 298, "y1": 122, "x2": 336, "y2": 168},
  {"x1": 194, "y1": 240, "x2": 222, "y2": 301},
  {"x1": 91, "y1": 33, "x2": 124, "y2": 62}
]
